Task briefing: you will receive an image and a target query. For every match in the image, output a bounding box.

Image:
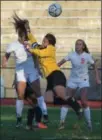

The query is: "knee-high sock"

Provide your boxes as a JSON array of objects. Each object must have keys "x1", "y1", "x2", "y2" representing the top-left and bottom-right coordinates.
[
  {"x1": 37, "y1": 96, "x2": 48, "y2": 115},
  {"x1": 16, "y1": 99, "x2": 24, "y2": 118},
  {"x1": 60, "y1": 106, "x2": 68, "y2": 122},
  {"x1": 84, "y1": 107, "x2": 91, "y2": 124}
]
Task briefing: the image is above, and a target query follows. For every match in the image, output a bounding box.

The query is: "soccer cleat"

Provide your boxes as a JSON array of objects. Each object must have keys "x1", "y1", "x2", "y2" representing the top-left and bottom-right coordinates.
[
  {"x1": 37, "y1": 123, "x2": 48, "y2": 129},
  {"x1": 16, "y1": 117, "x2": 23, "y2": 128},
  {"x1": 58, "y1": 121, "x2": 65, "y2": 130},
  {"x1": 43, "y1": 115, "x2": 49, "y2": 124}
]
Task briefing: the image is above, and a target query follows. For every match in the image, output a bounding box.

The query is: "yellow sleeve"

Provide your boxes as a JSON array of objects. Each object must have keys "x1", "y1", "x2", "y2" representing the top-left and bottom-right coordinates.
[
  {"x1": 29, "y1": 47, "x2": 51, "y2": 57},
  {"x1": 28, "y1": 32, "x2": 37, "y2": 44}
]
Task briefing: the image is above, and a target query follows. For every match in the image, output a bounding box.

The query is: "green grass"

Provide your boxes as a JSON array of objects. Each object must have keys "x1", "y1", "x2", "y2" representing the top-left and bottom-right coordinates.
[{"x1": 0, "y1": 106, "x2": 102, "y2": 140}]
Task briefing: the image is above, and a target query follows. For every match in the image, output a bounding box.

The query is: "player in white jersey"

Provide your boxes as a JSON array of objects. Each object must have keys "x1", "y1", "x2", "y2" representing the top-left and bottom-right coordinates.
[
  {"x1": 2, "y1": 13, "x2": 48, "y2": 127},
  {"x1": 58, "y1": 39, "x2": 101, "y2": 131}
]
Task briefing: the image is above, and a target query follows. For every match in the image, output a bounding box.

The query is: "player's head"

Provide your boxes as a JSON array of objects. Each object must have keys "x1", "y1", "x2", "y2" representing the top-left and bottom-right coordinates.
[
  {"x1": 42, "y1": 33, "x2": 56, "y2": 48},
  {"x1": 75, "y1": 39, "x2": 90, "y2": 53},
  {"x1": 12, "y1": 13, "x2": 29, "y2": 42}
]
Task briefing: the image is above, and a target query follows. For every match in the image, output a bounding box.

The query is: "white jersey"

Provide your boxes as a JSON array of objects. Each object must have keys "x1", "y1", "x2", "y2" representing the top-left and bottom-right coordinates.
[
  {"x1": 64, "y1": 52, "x2": 94, "y2": 82},
  {"x1": 6, "y1": 41, "x2": 39, "y2": 82},
  {"x1": 6, "y1": 41, "x2": 35, "y2": 69}
]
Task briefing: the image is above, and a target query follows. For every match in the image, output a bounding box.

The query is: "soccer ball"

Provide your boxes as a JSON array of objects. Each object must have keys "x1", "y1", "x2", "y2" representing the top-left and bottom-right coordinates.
[{"x1": 48, "y1": 3, "x2": 62, "y2": 17}]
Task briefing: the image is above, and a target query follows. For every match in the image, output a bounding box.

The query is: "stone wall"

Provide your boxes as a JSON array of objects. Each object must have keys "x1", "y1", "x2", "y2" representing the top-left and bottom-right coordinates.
[{"x1": 1, "y1": 1, "x2": 101, "y2": 100}]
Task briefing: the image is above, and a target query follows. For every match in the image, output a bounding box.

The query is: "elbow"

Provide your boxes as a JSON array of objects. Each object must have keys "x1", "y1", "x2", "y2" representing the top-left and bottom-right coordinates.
[
  {"x1": 58, "y1": 59, "x2": 65, "y2": 67},
  {"x1": 57, "y1": 62, "x2": 61, "y2": 67}
]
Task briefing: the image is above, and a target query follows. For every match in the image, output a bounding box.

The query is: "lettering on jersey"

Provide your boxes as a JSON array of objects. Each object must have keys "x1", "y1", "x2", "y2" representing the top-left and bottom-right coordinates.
[{"x1": 81, "y1": 58, "x2": 85, "y2": 64}]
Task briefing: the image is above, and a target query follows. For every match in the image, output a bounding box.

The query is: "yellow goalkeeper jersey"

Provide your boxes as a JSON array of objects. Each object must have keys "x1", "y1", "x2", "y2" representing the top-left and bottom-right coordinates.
[{"x1": 28, "y1": 33, "x2": 60, "y2": 77}]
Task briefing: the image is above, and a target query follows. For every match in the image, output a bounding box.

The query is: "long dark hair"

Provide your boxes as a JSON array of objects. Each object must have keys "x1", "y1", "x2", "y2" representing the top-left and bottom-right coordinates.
[
  {"x1": 45, "y1": 33, "x2": 56, "y2": 46},
  {"x1": 75, "y1": 39, "x2": 90, "y2": 53},
  {"x1": 12, "y1": 13, "x2": 28, "y2": 40}
]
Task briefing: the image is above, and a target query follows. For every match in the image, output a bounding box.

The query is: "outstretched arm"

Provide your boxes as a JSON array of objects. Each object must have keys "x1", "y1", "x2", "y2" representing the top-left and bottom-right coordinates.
[
  {"x1": 57, "y1": 59, "x2": 67, "y2": 67},
  {"x1": 24, "y1": 42, "x2": 51, "y2": 57},
  {"x1": 57, "y1": 53, "x2": 71, "y2": 67},
  {"x1": 24, "y1": 21, "x2": 39, "y2": 48}
]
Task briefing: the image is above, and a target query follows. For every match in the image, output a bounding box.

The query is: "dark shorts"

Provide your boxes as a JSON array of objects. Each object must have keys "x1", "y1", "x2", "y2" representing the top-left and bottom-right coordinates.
[{"x1": 46, "y1": 70, "x2": 66, "y2": 91}]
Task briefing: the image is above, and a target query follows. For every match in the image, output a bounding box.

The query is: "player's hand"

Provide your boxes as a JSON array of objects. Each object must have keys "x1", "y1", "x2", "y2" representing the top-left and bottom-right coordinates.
[{"x1": 24, "y1": 41, "x2": 31, "y2": 49}]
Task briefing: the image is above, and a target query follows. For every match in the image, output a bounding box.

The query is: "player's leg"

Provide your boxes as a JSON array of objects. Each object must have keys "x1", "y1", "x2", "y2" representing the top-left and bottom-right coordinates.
[
  {"x1": 48, "y1": 71, "x2": 82, "y2": 115},
  {"x1": 34, "y1": 106, "x2": 47, "y2": 129},
  {"x1": 58, "y1": 87, "x2": 76, "y2": 129},
  {"x1": 24, "y1": 89, "x2": 37, "y2": 130},
  {"x1": 59, "y1": 81, "x2": 79, "y2": 128},
  {"x1": 25, "y1": 95, "x2": 47, "y2": 130},
  {"x1": 53, "y1": 86, "x2": 82, "y2": 128},
  {"x1": 80, "y1": 86, "x2": 92, "y2": 131},
  {"x1": 31, "y1": 79, "x2": 48, "y2": 115},
  {"x1": 15, "y1": 71, "x2": 26, "y2": 127},
  {"x1": 26, "y1": 107, "x2": 35, "y2": 130},
  {"x1": 53, "y1": 73, "x2": 82, "y2": 117},
  {"x1": 47, "y1": 71, "x2": 82, "y2": 129},
  {"x1": 29, "y1": 71, "x2": 48, "y2": 123},
  {"x1": 16, "y1": 81, "x2": 26, "y2": 127},
  {"x1": 24, "y1": 83, "x2": 37, "y2": 130}
]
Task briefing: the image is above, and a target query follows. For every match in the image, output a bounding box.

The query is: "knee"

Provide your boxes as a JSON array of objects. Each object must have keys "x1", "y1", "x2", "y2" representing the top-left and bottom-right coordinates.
[
  {"x1": 54, "y1": 97, "x2": 66, "y2": 105},
  {"x1": 81, "y1": 101, "x2": 88, "y2": 108},
  {"x1": 18, "y1": 94, "x2": 24, "y2": 100},
  {"x1": 54, "y1": 96, "x2": 61, "y2": 105}
]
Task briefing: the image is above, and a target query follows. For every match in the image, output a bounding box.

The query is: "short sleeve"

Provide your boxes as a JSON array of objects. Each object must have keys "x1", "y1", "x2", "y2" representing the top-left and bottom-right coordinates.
[
  {"x1": 31, "y1": 42, "x2": 40, "y2": 49},
  {"x1": 6, "y1": 44, "x2": 14, "y2": 53},
  {"x1": 64, "y1": 53, "x2": 72, "y2": 61},
  {"x1": 88, "y1": 54, "x2": 94, "y2": 64}
]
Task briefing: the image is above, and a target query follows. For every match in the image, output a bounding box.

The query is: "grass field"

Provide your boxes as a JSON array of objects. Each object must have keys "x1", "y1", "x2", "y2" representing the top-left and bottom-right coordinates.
[{"x1": 0, "y1": 106, "x2": 102, "y2": 140}]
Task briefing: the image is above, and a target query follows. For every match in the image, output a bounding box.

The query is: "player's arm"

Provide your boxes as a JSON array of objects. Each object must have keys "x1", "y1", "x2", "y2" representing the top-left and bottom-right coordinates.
[
  {"x1": 88, "y1": 55, "x2": 101, "y2": 84},
  {"x1": 24, "y1": 21, "x2": 51, "y2": 57},
  {"x1": 57, "y1": 59, "x2": 67, "y2": 67},
  {"x1": 25, "y1": 43, "x2": 51, "y2": 57},
  {"x1": 2, "y1": 53, "x2": 10, "y2": 68},
  {"x1": 2, "y1": 43, "x2": 14, "y2": 68},
  {"x1": 24, "y1": 21, "x2": 39, "y2": 48},
  {"x1": 24, "y1": 21, "x2": 43, "y2": 76},
  {"x1": 91, "y1": 63, "x2": 101, "y2": 84},
  {"x1": 27, "y1": 32, "x2": 39, "y2": 48},
  {"x1": 29, "y1": 47, "x2": 50, "y2": 57},
  {"x1": 58, "y1": 54, "x2": 71, "y2": 67}
]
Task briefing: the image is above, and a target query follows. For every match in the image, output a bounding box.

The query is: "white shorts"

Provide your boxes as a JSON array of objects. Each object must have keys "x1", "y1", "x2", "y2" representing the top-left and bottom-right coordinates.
[
  {"x1": 16, "y1": 68, "x2": 39, "y2": 83},
  {"x1": 67, "y1": 79, "x2": 90, "y2": 89}
]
